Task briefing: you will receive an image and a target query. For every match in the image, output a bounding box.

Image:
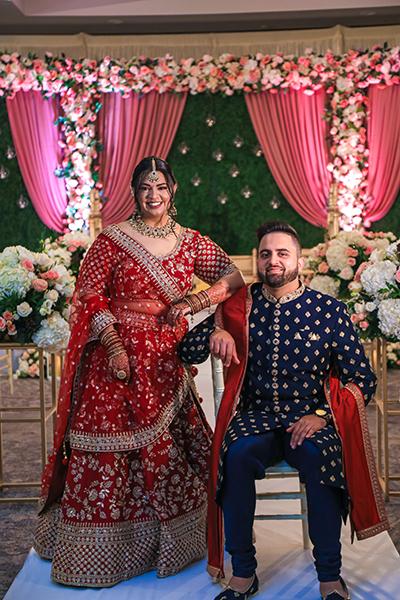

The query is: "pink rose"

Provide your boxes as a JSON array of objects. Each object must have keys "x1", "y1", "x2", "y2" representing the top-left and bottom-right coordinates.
[
  {"x1": 348, "y1": 257, "x2": 356, "y2": 266},
  {"x1": 22, "y1": 259, "x2": 34, "y2": 271},
  {"x1": 354, "y1": 261, "x2": 369, "y2": 282},
  {"x1": 359, "y1": 320, "x2": 369, "y2": 331},
  {"x1": 68, "y1": 245, "x2": 77, "y2": 252},
  {"x1": 2, "y1": 311, "x2": 13, "y2": 320},
  {"x1": 28, "y1": 364, "x2": 39, "y2": 377},
  {"x1": 46, "y1": 270, "x2": 60, "y2": 279},
  {"x1": 319, "y1": 249, "x2": 326, "y2": 257},
  {"x1": 0, "y1": 317, "x2": 6, "y2": 331},
  {"x1": 396, "y1": 268, "x2": 400, "y2": 283},
  {"x1": 7, "y1": 323, "x2": 17, "y2": 335},
  {"x1": 318, "y1": 262, "x2": 329, "y2": 274},
  {"x1": 33, "y1": 279, "x2": 48, "y2": 291},
  {"x1": 21, "y1": 351, "x2": 29, "y2": 359},
  {"x1": 314, "y1": 249, "x2": 320, "y2": 257},
  {"x1": 365, "y1": 246, "x2": 374, "y2": 255}
]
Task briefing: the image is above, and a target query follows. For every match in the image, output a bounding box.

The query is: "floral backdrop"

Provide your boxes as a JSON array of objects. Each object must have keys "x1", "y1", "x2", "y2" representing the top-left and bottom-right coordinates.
[{"x1": 1, "y1": 45, "x2": 400, "y2": 231}]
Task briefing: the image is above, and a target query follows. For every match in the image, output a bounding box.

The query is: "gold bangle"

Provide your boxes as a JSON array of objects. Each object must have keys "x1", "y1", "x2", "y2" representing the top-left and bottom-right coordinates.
[{"x1": 108, "y1": 349, "x2": 126, "y2": 359}]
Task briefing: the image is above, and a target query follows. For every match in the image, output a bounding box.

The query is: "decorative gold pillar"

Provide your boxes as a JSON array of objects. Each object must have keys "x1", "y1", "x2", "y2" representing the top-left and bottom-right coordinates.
[
  {"x1": 89, "y1": 189, "x2": 103, "y2": 240},
  {"x1": 325, "y1": 183, "x2": 340, "y2": 241},
  {"x1": 0, "y1": 343, "x2": 60, "y2": 502}
]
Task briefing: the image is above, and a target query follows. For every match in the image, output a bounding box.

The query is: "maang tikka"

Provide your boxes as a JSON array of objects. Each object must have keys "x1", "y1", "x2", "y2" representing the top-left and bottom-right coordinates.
[{"x1": 148, "y1": 157, "x2": 160, "y2": 183}]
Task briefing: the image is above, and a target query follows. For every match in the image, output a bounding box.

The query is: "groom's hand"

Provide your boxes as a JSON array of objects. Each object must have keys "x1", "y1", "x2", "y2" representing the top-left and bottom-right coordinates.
[{"x1": 209, "y1": 329, "x2": 240, "y2": 367}]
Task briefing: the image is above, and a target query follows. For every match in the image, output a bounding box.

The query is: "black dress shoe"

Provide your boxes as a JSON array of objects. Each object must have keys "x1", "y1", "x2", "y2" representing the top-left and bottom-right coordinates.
[
  {"x1": 321, "y1": 577, "x2": 350, "y2": 599},
  {"x1": 214, "y1": 574, "x2": 259, "y2": 600}
]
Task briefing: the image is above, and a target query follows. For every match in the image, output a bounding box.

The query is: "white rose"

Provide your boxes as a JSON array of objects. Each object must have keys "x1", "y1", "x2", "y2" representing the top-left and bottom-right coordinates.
[
  {"x1": 348, "y1": 281, "x2": 362, "y2": 293},
  {"x1": 369, "y1": 248, "x2": 386, "y2": 263},
  {"x1": 339, "y1": 266, "x2": 354, "y2": 280},
  {"x1": 16, "y1": 302, "x2": 33, "y2": 317},
  {"x1": 39, "y1": 299, "x2": 53, "y2": 316},
  {"x1": 19, "y1": 359, "x2": 29, "y2": 373},
  {"x1": 44, "y1": 289, "x2": 59, "y2": 302},
  {"x1": 36, "y1": 253, "x2": 52, "y2": 268},
  {"x1": 16, "y1": 246, "x2": 37, "y2": 264},
  {"x1": 374, "y1": 238, "x2": 390, "y2": 252},
  {"x1": 365, "y1": 302, "x2": 377, "y2": 312},
  {"x1": 354, "y1": 301, "x2": 366, "y2": 314}
]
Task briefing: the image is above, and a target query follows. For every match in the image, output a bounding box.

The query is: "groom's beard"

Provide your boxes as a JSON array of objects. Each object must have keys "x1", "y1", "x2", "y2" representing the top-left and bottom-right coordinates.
[{"x1": 259, "y1": 265, "x2": 299, "y2": 288}]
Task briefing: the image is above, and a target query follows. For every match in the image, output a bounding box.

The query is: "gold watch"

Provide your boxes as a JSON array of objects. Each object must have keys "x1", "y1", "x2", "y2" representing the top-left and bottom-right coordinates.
[{"x1": 315, "y1": 409, "x2": 332, "y2": 425}]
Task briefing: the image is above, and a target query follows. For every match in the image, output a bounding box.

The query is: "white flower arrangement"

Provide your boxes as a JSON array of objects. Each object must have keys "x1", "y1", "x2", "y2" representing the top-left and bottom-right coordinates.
[
  {"x1": 0, "y1": 234, "x2": 90, "y2": 351},
  {"x1": 306, "y1": 230, "x2": 395, "y2": 302},
  {"x1": 347, "y1": 238, "x2": 400, "y2": 341}
]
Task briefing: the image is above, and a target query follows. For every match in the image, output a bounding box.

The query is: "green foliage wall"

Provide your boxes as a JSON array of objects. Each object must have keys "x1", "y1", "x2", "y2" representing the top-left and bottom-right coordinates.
[
  {"x1": 0, "y1": 98, "x2": 57, "y2": 252},
  {"x1": 167, "y1": 93, "x2": 326, "y2": 254}
]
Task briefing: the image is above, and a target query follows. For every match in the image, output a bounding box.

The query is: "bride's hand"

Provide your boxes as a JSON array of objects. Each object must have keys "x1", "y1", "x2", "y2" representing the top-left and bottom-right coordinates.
[
  {"x1": 167, "y1": 302, "x2": 191, "y2": 327},
  {"x1": 108, "y1": 351, "x2": 131, "y2": 383}
]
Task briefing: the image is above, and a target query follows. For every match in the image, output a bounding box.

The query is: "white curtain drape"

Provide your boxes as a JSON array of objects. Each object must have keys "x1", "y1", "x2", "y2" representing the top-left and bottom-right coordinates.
[{"x1": 2, "y1": 24, "x2": 400, "y2": 61}]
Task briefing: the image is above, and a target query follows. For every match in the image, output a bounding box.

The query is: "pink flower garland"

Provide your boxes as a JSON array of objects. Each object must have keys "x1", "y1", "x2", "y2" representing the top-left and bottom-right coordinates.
[{"x1": 1, "y1": 47, "x2": 399, "y2": 231}]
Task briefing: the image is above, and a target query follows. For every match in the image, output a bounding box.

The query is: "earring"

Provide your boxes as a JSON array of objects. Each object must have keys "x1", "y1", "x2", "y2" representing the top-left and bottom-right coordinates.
[
  {"x1": 168, "y1": 204, "x2": 178, "y2": 217},
  {"x1": 131, "y1": 205, "x2": 141, "y2": 220}
]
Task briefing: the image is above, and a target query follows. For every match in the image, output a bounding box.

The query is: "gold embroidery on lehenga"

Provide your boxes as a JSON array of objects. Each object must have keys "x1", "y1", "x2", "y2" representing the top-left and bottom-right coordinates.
[
  {"x1": 48, "y1": 505, "x2": 207, "y2": 587},
  {"x1": 69, "y1": 374, "x2": 190, "y2": 451}
]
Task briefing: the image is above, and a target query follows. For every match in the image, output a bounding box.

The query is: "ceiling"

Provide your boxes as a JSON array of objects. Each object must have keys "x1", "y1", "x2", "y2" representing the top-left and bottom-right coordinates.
[{"x1": 1, "y1": 0, "x2": 400, "y2": 36}]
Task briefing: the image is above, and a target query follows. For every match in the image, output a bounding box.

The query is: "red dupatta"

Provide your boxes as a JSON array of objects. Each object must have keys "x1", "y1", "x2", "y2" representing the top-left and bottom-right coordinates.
[
  {"x1": 207, "y1": 286, "x2": 252, "y2": 579},
  {"x1": 325, "y1": 372, "x2": 389, "y2": 540},
  {"x1": 207, "y1": 286, "x2": 389, "y2": 579}
]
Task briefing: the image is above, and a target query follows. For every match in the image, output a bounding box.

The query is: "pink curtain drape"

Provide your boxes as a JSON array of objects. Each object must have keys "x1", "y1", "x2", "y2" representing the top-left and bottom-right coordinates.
[
  {"x1": 246, "y1": 89, "x2": 331, "y2": 228},
  {"x1": 364, "y1": 84, "x2": 400, "y2": 227},
  {"x1": 98, "y1": 90, "x2": 187, "y2": 227},
  {"x1": 6, "y1": 91, "x2": 68, "y2": 232}
]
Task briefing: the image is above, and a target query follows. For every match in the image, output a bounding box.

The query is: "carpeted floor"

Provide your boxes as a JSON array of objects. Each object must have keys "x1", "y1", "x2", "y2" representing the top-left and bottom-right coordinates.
[{"x1": 1, "y1": 370, "x2": 400, "y2": 599}]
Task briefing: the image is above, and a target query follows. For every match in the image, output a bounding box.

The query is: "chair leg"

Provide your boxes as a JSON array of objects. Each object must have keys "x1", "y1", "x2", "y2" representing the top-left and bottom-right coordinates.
[
  {"x1": 7, "y1": 350, "x2": 13, "y2": 395},
  {"x1": 300, "y1": 482, "x2": 311, "y2": 549}
]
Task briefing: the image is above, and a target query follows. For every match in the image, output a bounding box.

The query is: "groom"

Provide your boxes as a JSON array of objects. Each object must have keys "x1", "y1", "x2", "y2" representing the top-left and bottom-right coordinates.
[{"x1": 179, "y1": 221, "x2": 387, "y2": 600}]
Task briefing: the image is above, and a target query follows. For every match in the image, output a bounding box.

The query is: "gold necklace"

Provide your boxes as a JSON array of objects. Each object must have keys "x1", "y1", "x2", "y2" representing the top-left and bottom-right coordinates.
[{"x1": 130, "y1": 211, "x2": 176, "y2": 238}]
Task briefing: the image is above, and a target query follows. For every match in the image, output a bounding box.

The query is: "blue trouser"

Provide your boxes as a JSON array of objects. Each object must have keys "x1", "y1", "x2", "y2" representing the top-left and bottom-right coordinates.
[{"x1": 220, "y1": 428, "x2": 343, "y2": 581}]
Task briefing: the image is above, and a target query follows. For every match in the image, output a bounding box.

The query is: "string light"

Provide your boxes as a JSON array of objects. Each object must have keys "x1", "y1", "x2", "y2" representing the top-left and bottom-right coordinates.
[{"x1": 241, "y1": 186, "x2": 252, "y2": 198}]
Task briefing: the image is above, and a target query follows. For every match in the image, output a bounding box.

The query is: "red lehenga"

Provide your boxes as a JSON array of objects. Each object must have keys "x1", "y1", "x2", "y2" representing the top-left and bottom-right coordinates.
[{"x1": 33, "y1": 224, "x2": 236, "y2": 587}]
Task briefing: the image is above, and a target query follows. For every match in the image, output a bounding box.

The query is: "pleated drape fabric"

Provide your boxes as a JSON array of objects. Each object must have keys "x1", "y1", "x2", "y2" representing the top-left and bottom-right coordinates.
[
  {"x1": 364, "y1": 84, "x2": 400, "y2": 227},
  {"x1": 246, "y1": 89, "x2": 331, "y2": 227},
  {"x1": 7, "y1": 90, "x2": 68, "y2": 232}
]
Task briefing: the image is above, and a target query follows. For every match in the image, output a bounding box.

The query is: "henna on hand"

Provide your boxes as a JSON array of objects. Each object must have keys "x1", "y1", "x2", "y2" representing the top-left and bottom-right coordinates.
[
  {"x1": 167, "y1": 302, "x2": 191, "y2": 327},
  {"x1": 108, "y1": 351, "x2": 131, "y2": 382}
]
